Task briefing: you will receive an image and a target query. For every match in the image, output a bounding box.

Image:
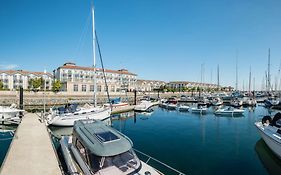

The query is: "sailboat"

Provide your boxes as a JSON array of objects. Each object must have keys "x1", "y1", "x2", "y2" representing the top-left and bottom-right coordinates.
[{"x1": 46, "y1": 5, "x2": 111, "y2": 126}]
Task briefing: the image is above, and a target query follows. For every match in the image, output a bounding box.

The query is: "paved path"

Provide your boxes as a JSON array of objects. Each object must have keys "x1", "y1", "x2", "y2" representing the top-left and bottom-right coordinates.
[{"x1": 0, "y1": 113, "x2": 62, "y2": 175}]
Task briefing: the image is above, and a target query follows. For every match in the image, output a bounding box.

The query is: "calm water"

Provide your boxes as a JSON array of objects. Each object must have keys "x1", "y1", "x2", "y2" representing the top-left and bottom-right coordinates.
[
  {"x1": 0, "y1": 125, "x2": 16, "y2": 167},
  {"x1": 1, "y1": 106, "x2": 281, "y2": 175},
  {"x1": 110, "y1": 106, "x2": 281, "y2": 175}
]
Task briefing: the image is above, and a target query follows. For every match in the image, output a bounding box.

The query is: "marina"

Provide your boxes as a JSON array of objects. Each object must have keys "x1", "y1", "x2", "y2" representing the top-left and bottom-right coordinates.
[
  {"x1": 1, "y1": 0, "x2": 281, "y2": 174},
  {"x1": 1, "y1": 102, "x2": 281, "y2": 174}
]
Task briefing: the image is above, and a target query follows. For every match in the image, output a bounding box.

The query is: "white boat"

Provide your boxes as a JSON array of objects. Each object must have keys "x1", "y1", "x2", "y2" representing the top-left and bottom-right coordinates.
[
  {"x1": 46, "y1": 104, "x2": 111, "y2": 126},
  {"x1": 230, "y1": 98, "x2": 243, "y2": 107},
  {"x1": 211, "y1": 97, "x2": 223, "y2": 106},
  {"x1": 166, "y1": 103, "x2": 177, "y2": 110},
  {"x1": 104, "y1": 97, "x2": 129, "y2": 109},
  {"x1": 60, "y1": 119, "x2": 163, "y2": 175},
  {"x1": 242, "y1": 97, "x2": 257, "y2": 106},
  {"x1": 214, "y1": 107, "x2": 244, "y2": 116},
  {"x1": 191, "y1": 106, "x2": 207, "y2": 114},
  {"x1": 0, "y1": 104, "x2": 24, "y2": 124},
  {"x1": 178, "y1": 104, "x2": 190, "y2": 112},
  {"x1": 134, "y1": 100, "x2": 153, "y2": 112},
  {"x1": 255, "y1": 113, "x2": 281, "y2": 159}
]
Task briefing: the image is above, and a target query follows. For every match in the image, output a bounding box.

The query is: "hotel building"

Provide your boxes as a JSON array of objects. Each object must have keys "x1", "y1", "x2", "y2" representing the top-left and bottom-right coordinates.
[
  {"x1": 54, "y1": 62, "x2": 137, "y2": 94},
  {"x1": 167, "y1": 81, "x2": 218, "y2": 90},
  {"x1": 0, "y1": 70, "x2": 53, "y2": 90}
]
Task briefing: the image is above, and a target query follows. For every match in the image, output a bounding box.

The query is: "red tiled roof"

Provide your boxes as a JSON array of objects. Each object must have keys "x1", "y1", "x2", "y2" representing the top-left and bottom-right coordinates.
[
  {"x1": 168, "y1": 81, "x2": 217, "y2": 86},
  {"x1": 0, "y1": 70, "x2": 52, "y2": 77},
  {"x1": 58, "y1": 65, "x2": 137, "y2": 76},
  {"x1": 137, "y1": 79, "x2": 166, "y2": 83}
]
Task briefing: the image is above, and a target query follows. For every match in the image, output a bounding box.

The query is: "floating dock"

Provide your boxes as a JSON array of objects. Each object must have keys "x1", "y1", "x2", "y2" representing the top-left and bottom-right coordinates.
[{"x1": 0, "y1": 113, "x2": 62, "y2": 175}]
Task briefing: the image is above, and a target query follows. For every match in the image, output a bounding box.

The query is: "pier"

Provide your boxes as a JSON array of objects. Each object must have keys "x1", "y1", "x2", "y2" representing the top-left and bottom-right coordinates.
[{"x1": 0, "y1": 113, "x2": 62, "y2": 175}]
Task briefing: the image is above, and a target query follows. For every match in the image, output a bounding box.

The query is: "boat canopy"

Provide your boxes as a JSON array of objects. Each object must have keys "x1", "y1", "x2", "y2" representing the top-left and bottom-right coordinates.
[{"x1": 73, "y1": 119, "x2": 133, "y2": 157}]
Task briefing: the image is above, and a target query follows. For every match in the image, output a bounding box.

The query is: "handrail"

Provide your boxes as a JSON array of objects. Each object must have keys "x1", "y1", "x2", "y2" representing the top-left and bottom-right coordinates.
[{"x1": 133, "y1": 148, "x2": 186, "y2": 175}]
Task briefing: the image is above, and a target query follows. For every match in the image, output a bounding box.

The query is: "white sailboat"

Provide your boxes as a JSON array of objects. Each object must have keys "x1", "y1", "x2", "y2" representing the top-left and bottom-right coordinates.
[
  {"x1": 0, "y1": 104, "x2": 24, "y2": 124},
  {"x1": 46, "y1": 6, "x2": 111, "y2": 126}
]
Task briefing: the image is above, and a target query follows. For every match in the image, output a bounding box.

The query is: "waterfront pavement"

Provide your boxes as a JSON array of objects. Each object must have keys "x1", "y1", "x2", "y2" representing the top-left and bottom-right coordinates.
[{"x1": 0, "y1": 113, "x2": 62, "y2": 175}]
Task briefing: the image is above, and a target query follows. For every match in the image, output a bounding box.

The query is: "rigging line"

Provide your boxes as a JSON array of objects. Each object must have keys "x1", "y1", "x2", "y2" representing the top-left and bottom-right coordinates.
[
  {"x1": 95, "y1": 31, "x2": 112, "y2": 111},
  {"x1": 75, "y1": 10, "x2": 91, "y2": 59}
]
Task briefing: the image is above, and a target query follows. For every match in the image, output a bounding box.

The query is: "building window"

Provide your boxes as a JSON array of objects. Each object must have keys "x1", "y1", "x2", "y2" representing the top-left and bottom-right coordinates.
[
  {"x1": 73, "y1": 84, "x2": 78, "y2": 92},
  {"x1": 111, "y1": 86, "x2": 115, "y2": 92},
  {"x1": 82, "y1": 85, "x2": 86, "y2": 92},
  {"x1": 90, "y1": 85, "x2": 94, "y2": 92},
  {"x1": 97, "y1": 85, "x2": 101, "y2": 92}
]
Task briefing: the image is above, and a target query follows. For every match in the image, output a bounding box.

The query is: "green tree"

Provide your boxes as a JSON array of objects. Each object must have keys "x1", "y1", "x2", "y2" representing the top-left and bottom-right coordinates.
[
  {"x1": 52, "y1": 80, "x2": 62, "y2": 92},
  {"x1": 0, "y1": 80, "x2": 3, "y2": 90},
  {"x1": 31, "y1": 78, "x2": 43, "y2": 91}
]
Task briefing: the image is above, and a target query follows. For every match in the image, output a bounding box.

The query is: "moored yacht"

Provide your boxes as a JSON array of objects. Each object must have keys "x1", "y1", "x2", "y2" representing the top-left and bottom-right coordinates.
[
  {"x1": 134, "y1": 100, "x2": 154, "y2": 112},
  {"x1": 0, "y1": 104, "x2": 24, "y2": 124},
  {"x1": 191, "y1": 105, "x2": 207, "y2": 114},
  {"x1": 60, "y1": 119, "x2": 163, "y2": 175},
  {"x1": 255, "y1": 113, "x2": 281, "y2": 159},
  {"x1": 214, "y1": 107, "x2": 244, "y2": 116},
  {"x1": 46, "y1": 103, "x2": 111, "y2": 126},
  {"x1": 211, "y1": 97, "x2": 223, "y2": 106}
]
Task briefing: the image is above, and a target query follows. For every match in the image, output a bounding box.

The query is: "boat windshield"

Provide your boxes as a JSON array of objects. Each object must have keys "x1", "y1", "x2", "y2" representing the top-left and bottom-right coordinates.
[{"x1": 89, "y1": 149, "x2": 140, "y2": 173}]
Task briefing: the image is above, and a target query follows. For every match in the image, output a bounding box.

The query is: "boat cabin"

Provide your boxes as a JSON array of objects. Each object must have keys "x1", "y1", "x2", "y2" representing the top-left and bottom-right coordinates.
[{"x1": 71, "y1": 120, "x2": 141, "y2": 174}]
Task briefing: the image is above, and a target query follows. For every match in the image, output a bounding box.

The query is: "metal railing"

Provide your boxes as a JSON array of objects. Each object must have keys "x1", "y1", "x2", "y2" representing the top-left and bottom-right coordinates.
[{"x1": 133, "y1": 148, "x2": 186, "y2": 175}]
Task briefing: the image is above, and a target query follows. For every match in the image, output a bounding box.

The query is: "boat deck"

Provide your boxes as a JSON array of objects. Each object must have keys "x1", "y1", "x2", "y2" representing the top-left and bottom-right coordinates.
[{"x1": 0, "y1": 113, "x2": 62, "y2": 175}]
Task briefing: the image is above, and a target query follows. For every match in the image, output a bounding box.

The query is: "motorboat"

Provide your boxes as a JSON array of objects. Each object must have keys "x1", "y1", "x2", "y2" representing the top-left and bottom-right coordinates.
[
  {"x1": 166, "y1": 102, "x2": 177, "y2": 110},
  {"x1": 230, "y1": 98, "x2": 243, "y2": 107},
  {"x1": 134, "y1": 100, "x2": 154, "y2": 112},
  {"x1": 191, "y1": 106, "x2": 207, "y2": 114},
  {"x1": 104, "y1": 97, "x2": 129, "y2": 109},
  {"x1": 0, "y1": 104, "x2": 24, "y2": 124},
  {"x1": 242, "y1": 97, "x2": 257, "y2": 107},
  {"x1": 46, "y1": 103, "x2": 111, "y2": 126},
  {"x1": 255, "y1": 113, "x2": 281, "y2": 159},
  {"x1": 178, "y1": 104, "x2": 190, "y2": 112},
  {"x1": 214, "y1": 107, "x2": 244, "y2": 116},
  {"x1": 60, "y1": 119, "x2": 162, "y2": 175},
  {"x1": 211, "y1": 97, "x2": 223, "y2": 106}
]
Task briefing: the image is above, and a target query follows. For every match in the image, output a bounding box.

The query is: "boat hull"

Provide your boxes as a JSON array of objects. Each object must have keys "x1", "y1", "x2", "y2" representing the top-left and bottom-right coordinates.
[
  {"x1": 255, "y1": 122, "x2": 281, "y2": 159},
  {"x1": 47, "y1": 108, "x2": 111, "y2": 126}
]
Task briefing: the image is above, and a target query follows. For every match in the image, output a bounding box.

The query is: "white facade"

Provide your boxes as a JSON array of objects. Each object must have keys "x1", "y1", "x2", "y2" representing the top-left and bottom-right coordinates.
[
  {"x1": 168, "y1": 81, "x2": 218, "y2": 89},
  {"x1": 55, "y1": 63, "x2": 137, "y2": 93},
  {"x1": 136, "y1": 80, "x2": 166, "y2": 92},
  {"x1": 0, "y1": 70, "x2": 53, "y2": 90}
]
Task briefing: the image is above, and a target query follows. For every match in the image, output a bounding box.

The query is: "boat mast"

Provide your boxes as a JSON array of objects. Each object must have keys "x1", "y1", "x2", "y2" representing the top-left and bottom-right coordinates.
[
  {"x1": 248, "y1": 66, "x2": 251, "y2": 93},
  {"x1": 235, "y1": 50, "x2": 238, "y2": 91},
  {"x1": 217, "y1": 64, "x2": 220, "y2": 90},
  {"x1": 267, "y1": 48, "x2": 271, "y2": 92},
  {"x1": 92, "y1": 3, "x2": 97, "y2": 107}
]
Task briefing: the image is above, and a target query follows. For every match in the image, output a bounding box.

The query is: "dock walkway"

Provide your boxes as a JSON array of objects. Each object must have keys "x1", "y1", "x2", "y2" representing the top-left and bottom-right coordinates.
[{"x1": 0, "y1": 113, "x2": 62, "y2": 175}]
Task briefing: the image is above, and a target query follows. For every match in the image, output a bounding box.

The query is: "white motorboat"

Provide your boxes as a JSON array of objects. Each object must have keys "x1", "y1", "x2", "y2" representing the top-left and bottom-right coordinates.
[
  {"x1": 255, "y1": 113, "x2": 281, "y2": 159},
  {"x1": 242, "y1": 97, "x2": 257, "y2": 107},
  {"x1": 166, "y1": 103, "x2": 177, "y2": 110},
  {"x1": 211, "y1": 97, "x2": 223, "y2": 106},
  {"x1": 46, "y1": 103, "x2": 111, "y2": 126},
  {"x1": 178, "y1": 104, "x2": 190, "y2": 112},
  {"x1": 191, "y1": 106, "x2": 207, "y2": 114},
  {"x1": 104, "y1": 97, "x2": 129, "y2": 109},
  {"x1": 134, "y1": 100, "x2": 153, "y2": 112},
  {"x1": 0, "y1": 104, "x2": 24, "y2": 124},
  {"x1": 60, "y1": 119, "x2": 163, "y2": 175},
  {"x1": 230, "y1": 98, "x2": 243, "y2": 107},
  {"x1": 214, "y1": 107, "x2": 244, "y2": 116}
]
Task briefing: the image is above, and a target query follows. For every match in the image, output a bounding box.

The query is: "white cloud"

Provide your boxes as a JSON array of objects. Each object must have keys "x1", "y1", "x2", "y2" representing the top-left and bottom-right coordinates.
[{"x1": 0, "y1": 64, "x2": 19, "y2": 70}]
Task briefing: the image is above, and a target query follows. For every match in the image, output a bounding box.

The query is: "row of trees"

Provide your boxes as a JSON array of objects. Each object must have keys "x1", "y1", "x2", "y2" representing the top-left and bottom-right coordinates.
[{"x1": 28, "y1": 78, "x2": 62, "y2": 92}]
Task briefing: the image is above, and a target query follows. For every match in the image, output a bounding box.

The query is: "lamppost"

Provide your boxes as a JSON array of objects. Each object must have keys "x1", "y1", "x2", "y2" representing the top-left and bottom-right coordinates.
[{"x1": 43, "y1": 69, "x2": 47, "y2": 118}]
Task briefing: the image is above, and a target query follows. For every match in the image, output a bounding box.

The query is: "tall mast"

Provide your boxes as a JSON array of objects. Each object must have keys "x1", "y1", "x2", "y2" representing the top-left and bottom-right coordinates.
[
  {"x1": 267, "y1": 48, "x2": 271, "y2": 92},
  {"x1": 248, "y1": 66, "x2": 251, "y2": 92},
  {"x1": 217, "y1": 64, "x2": 220, "y2": 89},
  {"x1": 235, "y1": 50, "x2": 238, "y2": 91},
  {"x1": 92, "y1": 4, "x2": 97, "y2": 107}
]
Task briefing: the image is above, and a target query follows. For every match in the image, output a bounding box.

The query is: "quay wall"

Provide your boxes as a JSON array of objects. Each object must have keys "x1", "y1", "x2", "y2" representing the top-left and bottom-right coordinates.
[{"x1": 0, "y1": 91, "x2": 198, "y2": 109}]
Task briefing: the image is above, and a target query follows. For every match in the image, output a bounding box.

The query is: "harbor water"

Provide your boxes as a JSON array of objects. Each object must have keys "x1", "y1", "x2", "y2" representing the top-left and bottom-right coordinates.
[{"x1": 1, "y1": 105, "x2": 281, "y2": 174}]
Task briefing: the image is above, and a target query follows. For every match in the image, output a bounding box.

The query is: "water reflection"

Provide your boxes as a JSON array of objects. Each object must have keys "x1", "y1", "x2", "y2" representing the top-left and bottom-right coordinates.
[
  {"x1": 255, "y1": 139, "x2": 281, "y2": 175},
  {"x1": 49, "y1": 126, "x2": 73, "y2": 139}
]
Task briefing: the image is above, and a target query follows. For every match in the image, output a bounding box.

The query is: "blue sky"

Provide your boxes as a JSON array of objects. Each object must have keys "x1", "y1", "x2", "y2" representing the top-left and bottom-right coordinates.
[{"x1": 1, "y1": 0, "x2": 281, "y2": 90}]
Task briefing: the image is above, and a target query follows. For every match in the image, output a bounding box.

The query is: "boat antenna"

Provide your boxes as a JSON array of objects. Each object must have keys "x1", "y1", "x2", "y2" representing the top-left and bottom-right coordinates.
[
  {"x1": 95, "y1": 31, "x2": 112, "y2": 113},
  {"x1": 91, "y1": 3, "x2": 97, "y2": 107},
  {"x1": 235, "y1": 50, "x2": 238, "y2": 91},
  {"x1": 267, "y1": 48, "x2": 271, "y2": 92}
]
